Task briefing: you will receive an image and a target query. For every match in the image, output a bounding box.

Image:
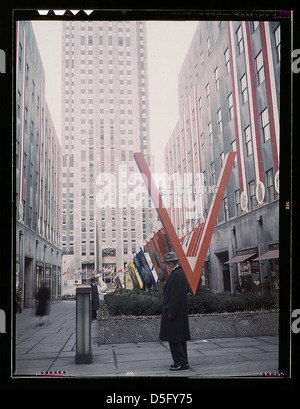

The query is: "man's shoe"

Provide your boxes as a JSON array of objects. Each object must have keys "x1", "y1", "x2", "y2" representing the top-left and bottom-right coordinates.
[
  {"x1": 170, "y1": 364, "x2": 189, "y2": 371},
  {"x1": 170, "y1": 363, "x2": 189, "y2": 369}
]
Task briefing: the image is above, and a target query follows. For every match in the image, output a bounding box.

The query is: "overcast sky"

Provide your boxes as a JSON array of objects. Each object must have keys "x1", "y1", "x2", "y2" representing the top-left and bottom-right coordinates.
[{"x1": 32, "y1": 20, "x2": 198, "y2": 173}]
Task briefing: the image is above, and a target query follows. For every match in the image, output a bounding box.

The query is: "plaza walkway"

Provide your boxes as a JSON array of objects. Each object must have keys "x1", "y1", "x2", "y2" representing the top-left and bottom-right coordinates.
[{"x1": 15, "y1": 300, "x2": 279, "y2": 378}]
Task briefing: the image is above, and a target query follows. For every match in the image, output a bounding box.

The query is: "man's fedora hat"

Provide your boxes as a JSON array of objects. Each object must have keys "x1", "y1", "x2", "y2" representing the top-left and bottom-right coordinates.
[{"x1": 163, "y1": 252, "x2": 180, "y2": 263}]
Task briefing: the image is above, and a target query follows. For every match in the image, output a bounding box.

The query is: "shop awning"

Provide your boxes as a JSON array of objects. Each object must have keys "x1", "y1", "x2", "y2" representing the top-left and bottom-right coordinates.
[
  {"x1": 253, "y1": 249, "x2": 279, "y2": 261},
  {"x1": 224, "y1": 253, "x2": 256, "y2": 264}
]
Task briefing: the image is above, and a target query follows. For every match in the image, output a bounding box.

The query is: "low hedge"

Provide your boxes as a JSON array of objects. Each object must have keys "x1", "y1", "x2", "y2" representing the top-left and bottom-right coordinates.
[{"x1": 104, "y1": 287, "x2": 277, "y2": 317}]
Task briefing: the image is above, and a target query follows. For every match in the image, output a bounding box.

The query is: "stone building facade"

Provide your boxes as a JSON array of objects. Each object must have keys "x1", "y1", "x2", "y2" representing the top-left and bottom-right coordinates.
[
  {"x1": 16, "y1": 21, "x2": 62, "y2": 307},
  {"x1": 165, "y1": 20, "x2": 280, "y2": 292}
]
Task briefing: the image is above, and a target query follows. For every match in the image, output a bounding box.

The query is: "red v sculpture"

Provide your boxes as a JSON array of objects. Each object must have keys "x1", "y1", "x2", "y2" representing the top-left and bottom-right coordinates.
[{"x1": 134, "y1": 151, "x2": 236, "y2": 295}]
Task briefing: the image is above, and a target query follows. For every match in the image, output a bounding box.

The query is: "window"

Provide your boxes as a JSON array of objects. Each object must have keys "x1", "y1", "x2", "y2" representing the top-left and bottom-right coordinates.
[
  {"x1": 201, "y1": 132, "x2": 204, "y2": 147},
  {"x1": 25, "y1": 63, "x2": 29, "y2": 85},
  {"x1": 249, "y1": 180, "x2": 257, "y2": 210},
  {"x1": 214, "y1": 66, "x2": 220, "y2": 90},
  {"x1": 223, "y1": 197, "x2": 229, "y2": 221},
  {"x1": 224, "y1": 48, "x2": 230, "y2": 74},
  {"x1": 220, "y1": 152, "x2": 224, "y2": 168},
  {"x1": 266, "y1": 169, "x2": 275, "y2": 202},
  {"x1": 245, "y1": 126, "x2": 252, "y2": 155},
  {"x1": 240, "y1": 74, "x2": 248, "y2": 104},
  {"x1": 206, "y1": 83, "x2": 210, "y2": 105},
  {"x1": 203, "y1": 170, "x2": 207, "y2": 185},
  {"x1": 217, "y1": 109, "x2": 222, "y2": 133},
  {"x1": 207, "y1": 37, "x2": 211, "y2": 55},
  {"x1": 17, "y1": 90, "x2": 21, "y2": 118},
  {"x1": 275, "y1": 26, "x2": 281, "y2": 62},
  {"x1": 211, "y1": 162, "x2": 215, "y2": 185},
  {"x1": 236, "y1": 25, "x2": 244, "y2": 54},
  {"x1": 32, "y1": 80, "x2": 35, "y2": 101},
  {"x1": 235, "y1": 190, "x2": 241, "y2": 217},
  {"x1": 255, "y1": 51, "x2": 265, "y2": 85},
  {"x1": 231, "y1": 140, "x2": 237, "y2": 167},
  {"x1": 261, "y1": 108, "x2": 271, "y2": 142},
  {"x1": 208, "y1": 122, "x2": 213, "y2": 143},
  {"x1": 228, "y1": 93, "x2": 234, "y2": 120},
  {"x1": 18, "y1": 42, "x2": 22, "y2": 70},
  {"x1": 198, "y1": 97, "x2": 203, "y2": 117}
]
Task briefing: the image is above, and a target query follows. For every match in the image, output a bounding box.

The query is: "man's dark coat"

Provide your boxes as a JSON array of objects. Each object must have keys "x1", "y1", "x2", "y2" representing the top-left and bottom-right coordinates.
[
  {"x1": 159, "y1": 265, "x2": 191, "y2": 343},
  {"x1": 91, "y1": 282, "x2": 100, "y2": 311}
]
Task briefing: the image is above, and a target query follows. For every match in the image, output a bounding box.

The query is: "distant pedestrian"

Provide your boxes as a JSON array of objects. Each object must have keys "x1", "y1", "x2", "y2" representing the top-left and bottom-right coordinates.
[
  {"x1": 159, "y1": 252, "x2": 191, "y2": 371},
  {"x1": 261, "y1": 276, "x2": 271, "y2": 296},
  {"x1": 244, "y1": 274, "x2": 255, "y2": 293},
  {"x1": 91, "y1": 276, "x2": 100, "y2": 320},
  {"x1": 16, "y1": 286, "x2": 22, "y2": 313},
  {"x1": 36, "y1": 284, "x2": 50, "y2": 326},
  {"x1": 234, "y1": 280, "x2": 241, "y2": 294},
  {"x1": 240, "y1": 275, "x2": 246, "y2": 293}
]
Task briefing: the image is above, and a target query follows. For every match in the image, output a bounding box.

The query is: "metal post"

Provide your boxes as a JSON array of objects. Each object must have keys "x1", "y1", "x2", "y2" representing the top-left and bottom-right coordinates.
[{"x1": 75, "y1": 285, "x2": 92, "y2": 364}]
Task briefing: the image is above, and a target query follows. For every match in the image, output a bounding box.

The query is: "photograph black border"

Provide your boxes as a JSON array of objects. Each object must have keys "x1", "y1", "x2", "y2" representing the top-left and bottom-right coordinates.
[{"x1": 1, "y1": 1, "x2": 299, "y2": 394}]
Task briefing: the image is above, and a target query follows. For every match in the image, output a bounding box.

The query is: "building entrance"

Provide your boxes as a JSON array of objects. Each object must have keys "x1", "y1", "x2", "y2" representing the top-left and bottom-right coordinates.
[
  {"x1": 215, "y1": 251, "x2": 231, "y2": 292},
  {"x1": 223, "y1": 270, "x2": 231, "y2": 292}
]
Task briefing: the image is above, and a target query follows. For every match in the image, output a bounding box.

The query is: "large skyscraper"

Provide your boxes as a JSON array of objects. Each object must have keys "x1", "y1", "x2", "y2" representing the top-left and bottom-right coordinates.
[{"x1": 61, "y1": 20, "x2": 154, "y2": 277}]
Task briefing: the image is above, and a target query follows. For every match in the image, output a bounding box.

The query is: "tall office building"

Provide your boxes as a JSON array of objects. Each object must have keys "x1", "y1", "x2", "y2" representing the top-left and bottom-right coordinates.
[
  {"x1": 16, "y1": 21, "x2": 62, "y2": 307},
  {"x1": 61, "y1": 20, "x2": 154, "y2": 277},
  {"x1": 165, "y1": 20, "x2": 280, "y2": 292}
]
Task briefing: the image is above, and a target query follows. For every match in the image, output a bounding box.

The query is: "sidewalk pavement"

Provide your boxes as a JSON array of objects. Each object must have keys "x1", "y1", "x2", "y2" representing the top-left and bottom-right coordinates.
[{"x1": 15, "y1": 300, "x2": 279, "y2": 378}]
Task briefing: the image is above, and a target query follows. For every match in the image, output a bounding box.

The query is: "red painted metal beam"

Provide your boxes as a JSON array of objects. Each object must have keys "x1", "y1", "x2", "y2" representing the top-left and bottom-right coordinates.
[
  {"x1": 134, "y1": 151, "x2": 236, "y2": 295},
  {"x1": 190, "y1": 151, "x2": 236, "y2": 293},
  {"x1": 134, "y1": 152, "x2": 194, "y2": 283}
]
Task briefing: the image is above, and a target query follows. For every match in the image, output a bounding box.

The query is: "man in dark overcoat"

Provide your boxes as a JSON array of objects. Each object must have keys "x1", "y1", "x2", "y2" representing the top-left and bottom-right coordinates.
[
  {"x1": 159, "y1": 252, "x2": 191, "y2": 371},
  {"x1": 90, "y1": 276, "x2": 100, "y2": 320}
]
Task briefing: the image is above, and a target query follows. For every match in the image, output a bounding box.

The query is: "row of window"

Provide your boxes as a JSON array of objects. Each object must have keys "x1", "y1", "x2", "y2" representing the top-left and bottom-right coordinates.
[
  {"x1": 183, "y1": 23, "x2": 280, "y2": 106},
  {"x1": 169, "y1": 101, "x2": 272, "y2": 175},
  {"x1": 171, "y1": 165, "x2": 277, "y2": 233},
  {"x1": 223, "y1": 167, "x2": 277, "y2": 223}
]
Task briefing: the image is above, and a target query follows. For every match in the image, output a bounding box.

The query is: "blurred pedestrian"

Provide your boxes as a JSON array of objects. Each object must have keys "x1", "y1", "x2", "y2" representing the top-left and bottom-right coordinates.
[
  {"x1": 36, "y1": 284, "x2": 50, "y2": 326},
  {"x1": 244, "y1": 274, "x2": 255, "y2": 293},
  {"x1": 91, "y1": 276, "x2": 100, "y2": 320},
  {"x1": 234, "y1": 280, "x2": 241, "y2": 294},
  {"x1": 16, "y1": 286, "x2": 22, "y2": 313},
  {"x1": 159, "y1": 252, "x2": 191, "y2": 371},
  {"x1": 261, "y1": 276, "x2": 271, "y2": 296}
]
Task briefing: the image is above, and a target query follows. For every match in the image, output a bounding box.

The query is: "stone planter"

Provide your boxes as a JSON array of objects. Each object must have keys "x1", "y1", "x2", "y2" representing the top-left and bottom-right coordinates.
[{"x1": 98, "y1": 311, "x2": 278, "y2": 345}]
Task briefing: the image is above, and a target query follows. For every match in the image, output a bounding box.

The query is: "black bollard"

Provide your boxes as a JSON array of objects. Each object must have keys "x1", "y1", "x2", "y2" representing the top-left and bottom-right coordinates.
[{"x1": 75, "y1": 285, "x2": 92, "y2": 364}]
